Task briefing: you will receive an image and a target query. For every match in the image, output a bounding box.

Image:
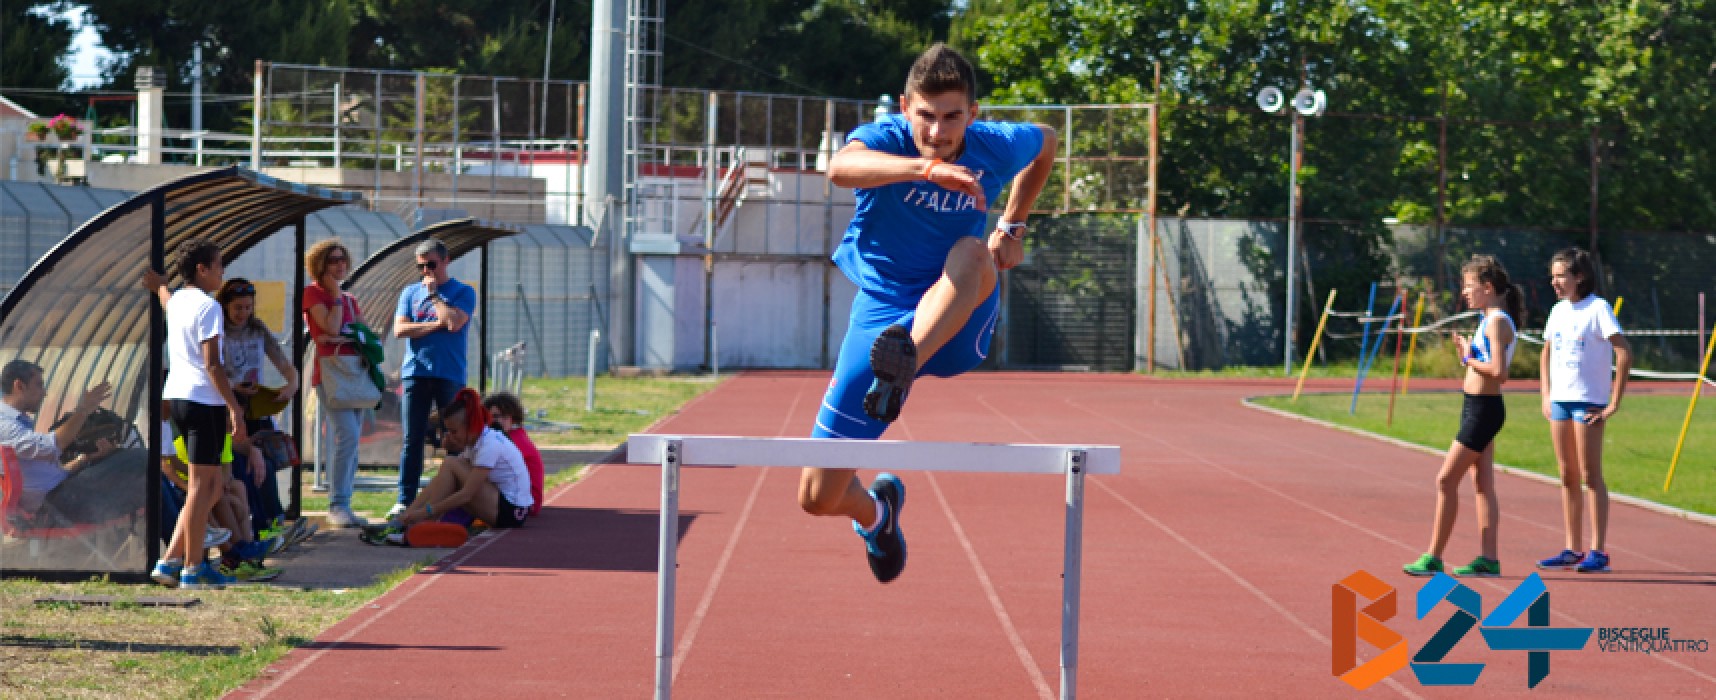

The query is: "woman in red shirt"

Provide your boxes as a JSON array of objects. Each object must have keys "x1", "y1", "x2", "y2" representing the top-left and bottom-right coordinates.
[
  {"x1": 482, "y1": 392, "x2": 545, "y2": 516},
  {"x1": 303, "y1": 239, "x2": 369, "y2": 528}
]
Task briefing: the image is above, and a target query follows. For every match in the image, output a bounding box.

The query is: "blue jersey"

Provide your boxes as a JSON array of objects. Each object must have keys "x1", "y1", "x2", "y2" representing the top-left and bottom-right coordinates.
[
  {"x1": 396, "y1": 277, "x2": 477, "y2": 383},
  {"x1": 832, "y1": 115, "x2": 1044, "y2": 299}
]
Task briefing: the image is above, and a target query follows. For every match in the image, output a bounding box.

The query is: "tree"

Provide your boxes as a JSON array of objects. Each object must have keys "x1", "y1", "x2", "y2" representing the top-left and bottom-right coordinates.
[{"x1": 2, "y1": 3, "x2": 77, "y2": 114}]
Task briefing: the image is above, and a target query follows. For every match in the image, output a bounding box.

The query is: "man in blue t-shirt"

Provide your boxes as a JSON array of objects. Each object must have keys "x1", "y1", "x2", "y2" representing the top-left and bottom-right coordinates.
[
  {"x1": 800, "y1": 43, "x2": 1058, "y2": 584},
  {"x1": 390, "y1": 237, "x2": 477, "y2": 514}
]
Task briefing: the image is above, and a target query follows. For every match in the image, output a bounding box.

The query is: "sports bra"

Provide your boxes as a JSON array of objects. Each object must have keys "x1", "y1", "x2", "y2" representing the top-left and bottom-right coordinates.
[{"x1": 1470, "y1": 311, "x2": 1517, "y2": 367}]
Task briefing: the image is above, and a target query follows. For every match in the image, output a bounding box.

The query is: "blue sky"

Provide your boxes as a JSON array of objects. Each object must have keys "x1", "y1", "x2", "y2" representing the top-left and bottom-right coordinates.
[{"x1": 61, "y1": 6, "x2": 113, "y2": 89}]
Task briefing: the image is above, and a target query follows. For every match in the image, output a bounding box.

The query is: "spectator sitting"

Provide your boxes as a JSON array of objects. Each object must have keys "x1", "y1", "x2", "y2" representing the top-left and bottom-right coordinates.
[
  {"x1": 0, "y1": 360, "x2": 132, "y2": 525},
  {"x1": 482, "y1": 392, "x2": 545, "y2": 516},
  {"x1": 394, "y1": 388, "x2": 532, "y2": 530},
  {"x1": 215, "y1": 278, "x2": 299, "y2": 534}
]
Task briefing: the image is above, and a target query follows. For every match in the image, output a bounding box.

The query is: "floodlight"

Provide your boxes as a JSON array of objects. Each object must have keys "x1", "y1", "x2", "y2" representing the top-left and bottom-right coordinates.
[{"x1": 1256, "y1": 87, "x2": 1285, "y2": 114}]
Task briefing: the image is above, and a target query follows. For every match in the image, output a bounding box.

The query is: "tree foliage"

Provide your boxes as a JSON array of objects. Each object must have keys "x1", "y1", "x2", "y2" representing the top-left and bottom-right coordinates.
[{"x1": 2, "y1": 3, "x2": 77, "y2": 113}]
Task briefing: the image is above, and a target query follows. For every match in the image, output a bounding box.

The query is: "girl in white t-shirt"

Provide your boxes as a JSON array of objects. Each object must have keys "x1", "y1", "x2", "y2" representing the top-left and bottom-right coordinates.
[
  {"x1": 1537, "y1": 248, "x2": 1632, "y2": 574},
  {"x1": 393, "y1": 388, "x2": 534, "y2": 530},
  {"x1": 146, "y1": 239, "x2": 248, "y2": 590},
  {"x1": 1404, "y1": 255, "x2": 1521, "y2": 578}
]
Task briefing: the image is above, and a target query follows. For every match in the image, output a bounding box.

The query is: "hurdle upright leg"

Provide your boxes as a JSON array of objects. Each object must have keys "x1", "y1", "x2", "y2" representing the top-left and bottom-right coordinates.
[
  {"x1": 656, "y1": 438, "x2": 682, "y2": 700},
  {"x1": 1061, "y1": 448, "x2": 1087, "y2": 700}
]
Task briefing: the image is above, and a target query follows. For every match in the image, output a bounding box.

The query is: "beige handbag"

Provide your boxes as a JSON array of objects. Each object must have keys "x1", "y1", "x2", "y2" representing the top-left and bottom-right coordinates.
[
  {"x1": 317, "y1": 295, "x2": 381, "y2": 409},
  {"x1": 318, "y1": 354, "x2": 380, "y2": 409}
]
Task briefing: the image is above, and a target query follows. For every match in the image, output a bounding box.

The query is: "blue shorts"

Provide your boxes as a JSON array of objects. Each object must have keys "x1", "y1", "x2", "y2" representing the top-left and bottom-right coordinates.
[
  {"x1": 1549, "y1": 400, "x2": 1606, "y2": 422},
  {"x1": 812, "y1": 286, "x2": 1000, "y2": 440}
]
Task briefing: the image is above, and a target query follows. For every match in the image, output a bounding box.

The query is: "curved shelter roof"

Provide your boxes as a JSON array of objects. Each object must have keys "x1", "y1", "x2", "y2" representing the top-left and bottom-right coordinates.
[
  {"x1": 0, "y1": 167, "x2": 360, "y2": 426},
  {"x1": 0, "y1": 167, "x2": 359, "y2": 579},
  {"x1": 343, "y1": 218, "x2": 521, "y2": 334}
]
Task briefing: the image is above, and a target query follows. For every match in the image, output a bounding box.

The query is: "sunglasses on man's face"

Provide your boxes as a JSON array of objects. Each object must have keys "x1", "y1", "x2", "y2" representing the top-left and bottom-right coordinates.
[
  {"x1": 416, "y1": 260, "x2": 439, "y2": 271},
  {"x1": 327, "y1": 254, "x2": 349, "y2": 264}
]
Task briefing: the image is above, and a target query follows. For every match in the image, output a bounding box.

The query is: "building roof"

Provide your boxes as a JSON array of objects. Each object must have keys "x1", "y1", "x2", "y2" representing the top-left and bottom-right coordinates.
[{"x1": 0, "y1": 95, "x2": 38, "y2": 120}]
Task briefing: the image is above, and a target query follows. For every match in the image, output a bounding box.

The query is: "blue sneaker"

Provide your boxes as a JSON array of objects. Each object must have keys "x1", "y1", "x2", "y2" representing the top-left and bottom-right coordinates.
[
  {"x1": 150, "y1": 559, "x2": 183, "y2": 587},
  {"x1": 863, "y1": 325, "x2": 917, "y2": 423},
  {"x1": 1576, "y1": 550, "x2": 1610, "y2": 573},
  {"x1": 179, "y1": 561, "x2": 234, "y2": 590},
  {"x1": 853, "y1": 473, "x2": 906, "y2": 583},
  {"x1": 1537, "y1": 549, "x2": 1583, "y2": 570}
]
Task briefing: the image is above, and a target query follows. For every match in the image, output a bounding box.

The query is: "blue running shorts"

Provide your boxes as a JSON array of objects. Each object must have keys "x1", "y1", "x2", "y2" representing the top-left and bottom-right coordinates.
[{"x1": 812, "y1": 286, "x2": 1000, "y2": 440}]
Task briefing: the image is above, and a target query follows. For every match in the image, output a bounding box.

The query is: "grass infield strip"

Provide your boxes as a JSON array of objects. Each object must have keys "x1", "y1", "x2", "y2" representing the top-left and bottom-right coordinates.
[{"x1": 1242, "y1": 394, "x2": 1716, "y2": 525}]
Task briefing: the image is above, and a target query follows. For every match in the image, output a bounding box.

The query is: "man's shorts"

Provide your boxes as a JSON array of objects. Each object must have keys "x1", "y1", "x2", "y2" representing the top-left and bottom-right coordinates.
[
  {"x1": 169, "y1": 400, "x2": 230, "y2": 465},
  {"x1": 812, "y1": 285, "x2": 1000, "y2": 441},
  {"x1": 1549, "y1": 400, "x2": 1606, "y2": 423}
]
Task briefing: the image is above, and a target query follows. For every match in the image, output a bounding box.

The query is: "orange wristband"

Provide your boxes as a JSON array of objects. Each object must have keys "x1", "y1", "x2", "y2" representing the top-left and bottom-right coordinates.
[{"x1": 921, "y1": 158, "x2": 941, "y2": 180}]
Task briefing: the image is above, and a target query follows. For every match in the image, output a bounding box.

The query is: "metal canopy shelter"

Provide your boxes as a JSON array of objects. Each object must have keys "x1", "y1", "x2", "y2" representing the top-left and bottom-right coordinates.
[
  {"x1": 0, "y1": 166, "x2": 360, "y2": 581},
  {"x1": 340, "y1": 217, "x2": 521, "y2": 391}
]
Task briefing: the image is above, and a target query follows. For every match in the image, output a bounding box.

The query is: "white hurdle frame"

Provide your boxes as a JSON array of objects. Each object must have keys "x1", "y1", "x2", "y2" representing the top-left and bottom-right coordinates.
[{"x1": 626, "y1": 434, "x2": 1122, "y2": 700}]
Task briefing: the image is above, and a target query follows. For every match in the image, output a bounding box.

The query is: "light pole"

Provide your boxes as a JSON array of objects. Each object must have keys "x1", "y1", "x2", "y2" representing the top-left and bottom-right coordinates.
[{"x1": 1257, "y1": 84, "x2": 1326, "y2": 374}]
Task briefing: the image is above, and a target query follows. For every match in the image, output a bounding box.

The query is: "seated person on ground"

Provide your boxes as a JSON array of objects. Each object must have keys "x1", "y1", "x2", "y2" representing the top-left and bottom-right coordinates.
[
  {"x1": 482, "y1": 392, "x2": 545, "y2": 516},
  {"x1": 395, "y1": 388, "x2": 533, "y2": 529}
]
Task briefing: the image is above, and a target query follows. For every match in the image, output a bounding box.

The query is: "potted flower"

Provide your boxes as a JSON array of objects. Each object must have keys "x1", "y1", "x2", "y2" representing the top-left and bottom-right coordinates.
[{"x1": 26, "y1": 114, "x2": 83, "y2": 182}]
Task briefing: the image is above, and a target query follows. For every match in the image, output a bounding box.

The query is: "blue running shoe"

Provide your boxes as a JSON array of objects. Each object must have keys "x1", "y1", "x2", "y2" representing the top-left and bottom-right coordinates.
[
  {"x1": 863, "y1": 325, "x2": 917, "y2": 423},
  {"x1": 853, "y1": 473, "x2": 906, "y2": 583},
  {"x1": 179, "y1": 561, "x2": 234, "y2": 590},
  {"x1": 1537, "y1": 549, "x2": 1583, "y2": 570},
  {"x1": 150, "y1": 559, "x2": 183, "y2": 587},
  {"x1": 1576, "y1": 550, "x2": 1610, "y2": 573}
]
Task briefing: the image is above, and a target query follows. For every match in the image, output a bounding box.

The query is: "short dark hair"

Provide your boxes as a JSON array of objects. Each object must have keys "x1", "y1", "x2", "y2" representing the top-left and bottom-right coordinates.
[
  {"x1": 414, "y1": 238, "x2": 449, "y2": 260},
  {"x1": 1, "y1": 360, "x2": 40, "y2": 396},
  {"x1": 176, "y1": 238, "x2": 222, "y2": 281},
  {"x1": 904, "y1": 43, "x2": 977, "y2": 103},
  {"x1": 482, "y1": 392, "x2": 526, "y2": 424},
  {"x1": 1550, "y1": 247, "x2": 1599, "y2": 298}
]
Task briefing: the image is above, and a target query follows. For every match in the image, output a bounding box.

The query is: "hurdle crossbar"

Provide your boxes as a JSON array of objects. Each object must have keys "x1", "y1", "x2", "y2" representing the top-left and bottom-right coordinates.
[{"x1": 627, "y1": 434, "x2": 1122, "y2": 700}]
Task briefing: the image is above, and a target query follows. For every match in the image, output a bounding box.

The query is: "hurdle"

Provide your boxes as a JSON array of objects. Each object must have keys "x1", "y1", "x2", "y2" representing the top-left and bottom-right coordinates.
[{"x1": 626, "y1": 434, "x2": 1122, "y2": 700}]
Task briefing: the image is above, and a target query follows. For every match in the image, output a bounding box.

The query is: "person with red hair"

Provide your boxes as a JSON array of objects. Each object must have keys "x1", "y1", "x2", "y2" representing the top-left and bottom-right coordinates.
[{"x1": 393, "y1": 388, "x2": 533, "y2": 529}]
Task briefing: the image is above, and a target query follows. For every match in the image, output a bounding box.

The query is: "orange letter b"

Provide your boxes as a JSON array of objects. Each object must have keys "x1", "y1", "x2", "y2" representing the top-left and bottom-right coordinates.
[{"x1": 1332, "y1": 570, "x2": 1409, "y2": 690}]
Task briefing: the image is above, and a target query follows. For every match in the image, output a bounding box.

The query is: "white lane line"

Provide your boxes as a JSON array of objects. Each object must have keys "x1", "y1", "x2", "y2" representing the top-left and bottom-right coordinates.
[
  {"x1": 671, "y1": 385, "x2": 805, "y2": 681},
  {"x1": 968, "y1": 391, "x2": 1424, "y2": 700},
  {"x1": 895, "y1": 419, "x2": 1054, "y2": 700},
  {"x1": 1069, "y1": 394, "x2": 1716, "y2": 687}
]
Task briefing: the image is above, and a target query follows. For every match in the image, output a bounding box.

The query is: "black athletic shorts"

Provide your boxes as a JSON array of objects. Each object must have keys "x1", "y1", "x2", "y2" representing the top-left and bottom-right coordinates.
[
  {"x1": 494, "y1": 492, "x2": 530, "y2": 529},
  {"x1": 169, "y1": 399, "x2": 230, "y2": 465},
  {"x1": 1455, "y1": 393, "x2": 1506, "y2": 451}
]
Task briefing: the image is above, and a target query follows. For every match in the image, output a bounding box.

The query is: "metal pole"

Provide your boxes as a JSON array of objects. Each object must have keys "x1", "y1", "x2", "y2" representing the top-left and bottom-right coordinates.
[
  {"x1": 1060, "y1": 448, "x2": 1087, "y2": 700},
  {"x1": 252, "y1": 60, "x2": 265, "y2": 169},
  {"x1": 704, "y1": 92, "x2": 718, "y2": 370},
  {"x1": 480, "y1": 243, "x2": 491, "y2": 393},
  {"x1": 1284, "y1": 114, "x2": 1301, "y2": 375},
  {"x1": 1062, "y1": 107, "x2": 1073, "y2": 212},
  {"x1": 654, "y1": 438, "x2": 682, "y2": 700},
  {"x1": 1144, "y1": 69, "x2": 1160, "y2": 372},
  {"x1": 711, "y1": 321, "x2": 720, "y2": 380},
  {"x1": 290, "y1": 216, "x2": 307, "y2": 517},
  {"x1": 542, "y1": 0, "x2": 557, "y2": 134},
  {"x1": 412, "y1": 72, "x2": 426, "y2": 225},
  {"x1": 586, "y1": 329, "x2": 600, "y2": 411},
  {"x1": 333, "y1": 82, "x2": 343, "y2": 169},
  {"x1": 192, "y1": 44, "x2": 204, "y2": 166}
]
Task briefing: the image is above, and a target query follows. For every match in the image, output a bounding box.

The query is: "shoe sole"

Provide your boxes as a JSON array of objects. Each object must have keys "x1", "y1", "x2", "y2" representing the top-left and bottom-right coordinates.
[
  {"x1": 151, "y1": 571, "x2": 180, "y2": 587},
  {"x1": 1402, "y1": 570, "x2": 1441, "y2": 577},
  {"x1": 1452, "y1": 571, "x2": 1500, "y2": 578},
  {"x1": 863, "y1": 326, "x2": 917, "y2": 423},
  {"x1": 868, "y1": 474, "x2": 906, "y2": 583},
  {"x1": 1576, "y1": 567, "x2": 1611, "y2": 573}
]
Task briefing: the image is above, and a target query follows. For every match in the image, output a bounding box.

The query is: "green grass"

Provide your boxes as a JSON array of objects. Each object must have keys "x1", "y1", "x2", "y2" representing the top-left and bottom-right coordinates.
[
  {"x1": 1254, "y1": 391, "x2": 1716, "y2": 516},
  {"x1": 0, "y1": 561, "x2": 430, "y2": 699}
]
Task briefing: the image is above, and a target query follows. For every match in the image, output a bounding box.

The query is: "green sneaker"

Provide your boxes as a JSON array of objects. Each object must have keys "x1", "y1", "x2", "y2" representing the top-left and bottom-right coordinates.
[
  {"x1": 221, "y1": 561, "x2": 284, "y2": 582},
  {"x1": 1403, "y1": 553, "x2": 1443, "y2": 577},
  {"x1": 1452, "y1": 556, "x2": 1501, "y2": 578}
]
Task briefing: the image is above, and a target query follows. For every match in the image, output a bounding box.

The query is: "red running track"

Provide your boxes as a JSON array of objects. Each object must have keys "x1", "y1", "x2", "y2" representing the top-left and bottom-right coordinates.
[{"x1": 233, "y1": 372, "x2": 1716, "y2": 698}]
